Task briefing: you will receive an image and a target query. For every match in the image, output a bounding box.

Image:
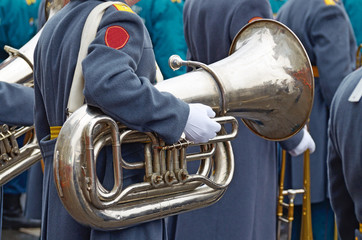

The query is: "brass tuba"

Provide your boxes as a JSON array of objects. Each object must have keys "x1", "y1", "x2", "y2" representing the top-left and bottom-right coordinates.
[
  {"x1": 0, "y1": 1, "x2": 66, "y2": 185},
  {"x1": 53, "y1": 19, "x2": 314, "y2": 230}
]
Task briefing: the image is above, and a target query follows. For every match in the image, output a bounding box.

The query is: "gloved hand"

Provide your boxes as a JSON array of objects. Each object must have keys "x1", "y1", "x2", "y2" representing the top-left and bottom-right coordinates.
[
  {"x1": 184, "y1": 103, "x2": 221, "y2": 143},
  {"x1": 288, "y1": 126, "x2": 316, "y2": 157}
]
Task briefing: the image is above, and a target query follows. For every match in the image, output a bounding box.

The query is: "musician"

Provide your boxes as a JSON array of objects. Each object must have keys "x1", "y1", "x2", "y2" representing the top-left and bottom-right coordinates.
[
  {"x1": 169, "y1": 0, "x2": 315, "y2": 239},
  {"x1": 327, "y1": 67, "x2": 362, "y2": 240},
  {"x1": 33, "y1": 0, "x2": 220, "y2": 239},
  {"x1": 277, "y1": 0, "x2": 356, "y2": 238},
  {"x1": 132, "y1": 0, "x2": 187, "y2": 79},
  {"x1": 0, "y1": 0, "x2": 43, "y2": 231}
]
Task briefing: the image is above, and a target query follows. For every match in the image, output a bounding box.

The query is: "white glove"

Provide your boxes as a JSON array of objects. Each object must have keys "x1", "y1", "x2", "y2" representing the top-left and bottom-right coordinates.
[
  {"x1": 288, "y1": 126, "x2": 316, "y2": 157},
  {"x1": 184, "y1": 103, "x2": 221, "y2": 143}
]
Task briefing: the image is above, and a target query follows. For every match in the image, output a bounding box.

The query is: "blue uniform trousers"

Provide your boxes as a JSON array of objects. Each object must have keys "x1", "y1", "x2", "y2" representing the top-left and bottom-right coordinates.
[{"x1": 24, "y1": 162, "x2": 43, "y2": 220}]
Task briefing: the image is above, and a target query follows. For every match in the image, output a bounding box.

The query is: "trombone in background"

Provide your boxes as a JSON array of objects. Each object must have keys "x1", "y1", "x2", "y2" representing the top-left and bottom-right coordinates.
[{"x1": 277, "y1": 148, "x2": 313, "y2": 240}]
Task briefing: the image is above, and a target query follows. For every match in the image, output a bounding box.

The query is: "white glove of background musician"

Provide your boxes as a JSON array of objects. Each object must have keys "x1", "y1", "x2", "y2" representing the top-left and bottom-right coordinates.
[
  {"x1": 288, "y1": 126, "x2": 316, "y2": 157},
  {"x1": 184, "y1": 103, "x2": 221, "y2": 144}
]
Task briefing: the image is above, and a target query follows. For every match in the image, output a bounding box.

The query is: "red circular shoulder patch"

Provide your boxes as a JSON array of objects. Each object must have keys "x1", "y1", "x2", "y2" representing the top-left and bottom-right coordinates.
[{"x1": 105, "y1": 26, "x2": 129, "y2": 49}]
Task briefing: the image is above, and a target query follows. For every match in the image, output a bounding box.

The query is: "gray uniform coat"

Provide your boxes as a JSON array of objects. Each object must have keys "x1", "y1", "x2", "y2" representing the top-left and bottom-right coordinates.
[{"x1": 328, "y1": 67, "x2": 362, "y2": 240}]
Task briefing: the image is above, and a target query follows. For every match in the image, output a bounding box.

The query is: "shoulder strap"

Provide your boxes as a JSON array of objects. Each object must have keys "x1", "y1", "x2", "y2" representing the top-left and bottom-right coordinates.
[
  {"x1": 348, "y1": 77, "x2": 362, "y2": 103},
  {"x1": 67, "y1": 1, "x2": 124, "y2": 116}
]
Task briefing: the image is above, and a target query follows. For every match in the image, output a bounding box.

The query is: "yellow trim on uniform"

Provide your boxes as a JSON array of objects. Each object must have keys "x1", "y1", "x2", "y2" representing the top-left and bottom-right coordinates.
[
  {"x1": 360, "y1": 223, "x2": 362, "y2": 233},
  {"x1": 26, "y1": 0, "x2": 36, "y2": 5},
  {"x1": 324, "y1": 0, "x2": 336, "y2": 5},
  {"x1": 113, "y1": 3, "x2": 135, "y2": 13},
  {"x1": 50, "y1": 126, "x2": 62, "y2": 140},
  {"x1": 312, "y1": 66, "x2": 319, "y2": 78}
]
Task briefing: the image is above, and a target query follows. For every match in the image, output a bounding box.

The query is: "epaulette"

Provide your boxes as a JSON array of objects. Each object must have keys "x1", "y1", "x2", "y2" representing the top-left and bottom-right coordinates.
[
  {"x1": 26, "y1": 0, "x2": 36, "y2": 5},
  {"x1": 324, "y1": 0, "x2": 339, "y2": 6},
  {"x1": 348, "y1": 77, "x2": 362, "y2": 102},
  {"x1": 112, "y1": 3, "x2": 135, "y2": 14}
]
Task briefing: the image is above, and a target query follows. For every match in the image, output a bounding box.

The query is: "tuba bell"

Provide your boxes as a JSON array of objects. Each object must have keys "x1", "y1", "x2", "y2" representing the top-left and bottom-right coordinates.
[
  {"x1": 0, "y1": 1, "x2": 66, "y2": 185},
  {"x1": 53, "y1": 19, "x2": 314, "y2": 230}
]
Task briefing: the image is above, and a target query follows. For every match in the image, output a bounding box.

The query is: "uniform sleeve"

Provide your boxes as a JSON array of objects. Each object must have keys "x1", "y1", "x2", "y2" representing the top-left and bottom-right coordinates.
[
  {"x1": 327, "y1": 118, "x2": 358, "y2": 239},
  {"x1": 0, "y1": 82, "x2": 34, "y2": 126},
  {"x1": 33, "y1": 43, "x2": 50, "y2": 141},
  {"x1": 82, "y1": 7, "x2": 189, "y2": 144},
  {"x1": 33, "y1": 79, "x2": 50, "y2": 142},
  {"x1": 311, "y1": 5, "x2": 356, "y2": 107},
  {"x1": 278, "y1": 129, "x2": 304, "y2": 151}
]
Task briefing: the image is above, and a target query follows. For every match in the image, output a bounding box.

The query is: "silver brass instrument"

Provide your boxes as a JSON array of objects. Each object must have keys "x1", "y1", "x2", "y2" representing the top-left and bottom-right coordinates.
[
  {"x1": 54, "y1": 19, "x2": 314, "y2": 230},
  {"x1": 0, "y1": 1, "x2": 65, "y2": 185},
  {"x1": 0, "y1": 125, "x2": 41, "y2": 185},
  {"x1": 0, "y1": 33, "x2": 40, "y2": 185}
]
